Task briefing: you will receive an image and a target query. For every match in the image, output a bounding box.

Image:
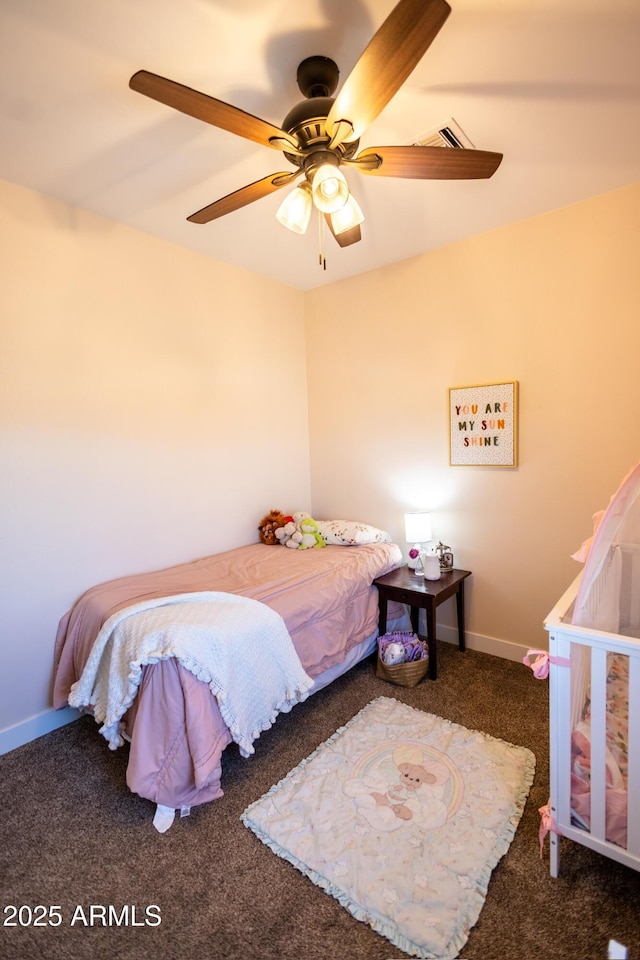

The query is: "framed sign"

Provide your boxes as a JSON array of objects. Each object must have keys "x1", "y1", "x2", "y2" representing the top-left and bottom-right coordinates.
[{"x1": 449, "y1": 381, "x2": 519, "y2": 467}]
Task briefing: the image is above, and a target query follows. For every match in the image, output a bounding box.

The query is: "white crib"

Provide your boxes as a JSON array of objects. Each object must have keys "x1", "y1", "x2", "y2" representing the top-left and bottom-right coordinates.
[{"x1": 544, "y1": 562, "x2": 640, "y2": 878}]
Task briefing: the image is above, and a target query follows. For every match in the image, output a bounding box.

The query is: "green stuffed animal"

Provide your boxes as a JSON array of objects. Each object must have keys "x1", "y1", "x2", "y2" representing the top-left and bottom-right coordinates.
[{"x1": 293, "y1": 511, "x2": 326, "y2": 548}]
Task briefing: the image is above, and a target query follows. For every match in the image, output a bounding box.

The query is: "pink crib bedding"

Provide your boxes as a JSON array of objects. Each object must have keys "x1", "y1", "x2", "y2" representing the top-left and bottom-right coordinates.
[
  {"x1": 570, "y1": 652, "x2": 629, "y2": 847},
  {"x1": 53, "y1": 542, "x2": 403, "y2": 810}
]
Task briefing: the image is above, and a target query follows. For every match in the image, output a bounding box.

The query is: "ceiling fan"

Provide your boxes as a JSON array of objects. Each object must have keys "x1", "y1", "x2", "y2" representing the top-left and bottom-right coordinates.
[{"x1": 129, "y1": 0, "x2": 502, "y2": 258}]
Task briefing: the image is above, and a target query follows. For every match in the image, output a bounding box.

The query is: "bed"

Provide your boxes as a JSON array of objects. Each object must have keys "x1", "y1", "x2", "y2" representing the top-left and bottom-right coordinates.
[
  {"x1": 543, "y1": 462, "x2": 640, "y2": 877},
  {"x1": 53, "y1": 539, "x2": 407, "y2": 828}
]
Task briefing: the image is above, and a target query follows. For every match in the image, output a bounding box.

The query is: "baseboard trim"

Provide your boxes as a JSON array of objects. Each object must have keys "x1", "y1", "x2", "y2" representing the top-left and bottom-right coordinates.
[
  {"x1": 437, "y1": 621, "x2": 530, "y2": 663},
  {"x1": 0, "y1": 705, "x2": 80, "y2": 757}
]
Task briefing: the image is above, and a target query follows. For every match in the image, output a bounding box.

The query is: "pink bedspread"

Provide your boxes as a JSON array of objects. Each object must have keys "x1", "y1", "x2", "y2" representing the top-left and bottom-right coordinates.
[{"x1": 53, "y1": 542, "x2": 403, "y2": 811}]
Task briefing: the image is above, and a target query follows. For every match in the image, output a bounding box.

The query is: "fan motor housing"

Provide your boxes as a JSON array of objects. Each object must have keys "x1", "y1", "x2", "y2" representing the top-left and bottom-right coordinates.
[
  {"x1": 282, "y1": 97, "x2": 360, "y2": 167},
  {"x1": 296, "y1": 56, "x2": 340, "y2": 98},
  {"x1": 281, "y1": 56, "x2": 360, "y2": 168}
]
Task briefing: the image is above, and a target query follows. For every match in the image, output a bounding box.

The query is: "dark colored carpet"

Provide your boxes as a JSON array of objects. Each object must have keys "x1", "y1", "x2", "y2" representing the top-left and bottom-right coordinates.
[{"x1": 1, "y1": 642, "x2": 639, "y2": 960}]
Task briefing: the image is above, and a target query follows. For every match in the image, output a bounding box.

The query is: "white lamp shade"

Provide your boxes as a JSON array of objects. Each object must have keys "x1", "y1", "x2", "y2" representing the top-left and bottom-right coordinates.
[
  {"x1": 311, "y1": 163, "x2": 349, "y2": 214},
  {"x1": 404, "y1": 512, "x2": 432, "y2": 544},
  {"x1": 330, "y1": 193, "x2": 365, "y2": 235},
  {"x1": 275, "y1": 181, "x2": 313, "y2": 234}
]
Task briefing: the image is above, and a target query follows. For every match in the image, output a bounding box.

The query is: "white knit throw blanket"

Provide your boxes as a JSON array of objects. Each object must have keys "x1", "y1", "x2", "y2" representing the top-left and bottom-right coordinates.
[{"x1": 68, "y1": 592, "x2": 314, "y2": 757}]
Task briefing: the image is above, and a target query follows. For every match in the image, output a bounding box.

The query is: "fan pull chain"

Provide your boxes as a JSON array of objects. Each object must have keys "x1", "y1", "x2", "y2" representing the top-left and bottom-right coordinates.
[{"x1": 318, "y1": 211, "x2": 326, "y2": 270}]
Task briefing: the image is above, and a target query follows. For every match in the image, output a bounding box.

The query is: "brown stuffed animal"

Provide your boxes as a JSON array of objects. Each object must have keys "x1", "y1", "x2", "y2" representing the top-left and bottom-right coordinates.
[{"x1": 257, "y1": 509, "x2": 286, "y2": 545}]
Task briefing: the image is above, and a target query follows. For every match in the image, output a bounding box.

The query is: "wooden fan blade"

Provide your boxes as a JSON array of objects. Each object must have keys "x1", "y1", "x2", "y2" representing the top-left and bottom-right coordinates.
[
  {"x1": 326, "y1": 0, "x2": 451, "y2": 146},
  {"x1": 187, "y1": 172, "x2": 299, "y2": 224},
  {"x1": 130, "y1": 70, "x2": 299, "y2": 152},
  {"x1": 352, "y1": 145, "x2": 503, "y2": 179},
  {"x1": 324, "y1": 214, "x2": 362, "y2": 247}
]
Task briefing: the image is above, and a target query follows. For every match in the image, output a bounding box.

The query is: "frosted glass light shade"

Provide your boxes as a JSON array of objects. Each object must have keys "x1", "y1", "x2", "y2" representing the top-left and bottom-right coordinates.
[
  {"x1": 404, "y1": 512, "x2": 432, "y2": 544},
  {"x1": 311, "y1": 163, "x2": 349, "y2": 214},
  {"x1": 276, "y1": 182, "x2": 312, "y2": 234},
  {"x1": 330, "y1": 194, "x2": 365, "y2": 235}
]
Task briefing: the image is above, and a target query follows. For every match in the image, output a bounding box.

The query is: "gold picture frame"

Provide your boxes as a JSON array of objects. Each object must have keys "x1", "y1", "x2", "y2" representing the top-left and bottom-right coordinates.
[{"x1": 449, "y1": 381, "x2": 519, "y2": 467}]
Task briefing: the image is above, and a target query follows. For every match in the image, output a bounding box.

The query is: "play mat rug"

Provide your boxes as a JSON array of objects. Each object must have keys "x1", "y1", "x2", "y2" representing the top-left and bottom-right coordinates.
[{"x1": 242, "y1": 697, "x2": 535, "y2": 960}]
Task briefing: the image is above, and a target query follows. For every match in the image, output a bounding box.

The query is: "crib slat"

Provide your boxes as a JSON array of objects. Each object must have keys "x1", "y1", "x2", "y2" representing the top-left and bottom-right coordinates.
[
  {"x1": 589, "y1": 645, "x2": 608, "y2": 842},
  {"x1": 627, "y1": 654, "x2": 640, "y2": 855},
  {"x1": 549, "y1": 632, "x2": 573, "y2": 839}
]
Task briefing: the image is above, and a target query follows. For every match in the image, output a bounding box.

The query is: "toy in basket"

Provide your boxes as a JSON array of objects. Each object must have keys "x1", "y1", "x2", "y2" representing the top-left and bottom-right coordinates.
[{"x1": 376, "y1": 631, "x2": 429, "y2": 687}]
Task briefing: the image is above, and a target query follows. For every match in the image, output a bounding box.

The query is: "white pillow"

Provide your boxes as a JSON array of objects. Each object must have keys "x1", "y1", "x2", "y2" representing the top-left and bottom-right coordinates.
[{"x1": 316, "y1": 520, "x2": 392, "y2": 546}]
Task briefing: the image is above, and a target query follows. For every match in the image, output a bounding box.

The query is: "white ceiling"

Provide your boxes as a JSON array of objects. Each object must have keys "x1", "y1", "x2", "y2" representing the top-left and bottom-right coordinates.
[{"x1": 1, "y1": 0, "x2": 639, "y2": 291}]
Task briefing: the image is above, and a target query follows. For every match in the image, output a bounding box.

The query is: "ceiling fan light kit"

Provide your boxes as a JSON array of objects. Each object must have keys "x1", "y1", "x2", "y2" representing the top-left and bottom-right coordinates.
[
  {"x1": 275, "y1": 181, "x2": 313, "y2": 235},
  {"x1": 309, "y1": 156, "x2": 349, "y2": 214},
  {"x1": 129, "y1": 0, "x2": 503, "y2": 266},
  {"x1": 330, "y1": 194, "x2": 365, "y2": 236}
]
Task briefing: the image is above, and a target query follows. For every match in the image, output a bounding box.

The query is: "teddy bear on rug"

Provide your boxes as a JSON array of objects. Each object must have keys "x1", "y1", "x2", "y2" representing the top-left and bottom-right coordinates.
[{"x1": 342, "y1": 744, "x2": 450, "y2": 831}]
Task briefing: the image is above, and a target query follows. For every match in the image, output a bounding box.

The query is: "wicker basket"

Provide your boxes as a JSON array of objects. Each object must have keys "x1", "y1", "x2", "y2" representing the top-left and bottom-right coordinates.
[
  {"x1": 376, "y1": 655, "x2": 429, "y2": 687},
  {"x1": 375, "y1": 632, "x2": 429, "y2": 687}
]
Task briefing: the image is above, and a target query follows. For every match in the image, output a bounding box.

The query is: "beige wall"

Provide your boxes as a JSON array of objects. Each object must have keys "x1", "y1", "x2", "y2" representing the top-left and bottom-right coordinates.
[
  {"x1": 3, "y1": 175, "x2": 639, "y2": 745},
  {"x1": 0, "y1": 178, "x2": 309, "y2": 736},
  {"x1": 305, "y1": 181, "x2": 640, "y2": 655}
]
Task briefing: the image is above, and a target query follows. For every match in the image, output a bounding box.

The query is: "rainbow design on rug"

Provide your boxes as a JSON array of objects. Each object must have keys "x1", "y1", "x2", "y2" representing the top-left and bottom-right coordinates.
[
  {"x1": 348, "y1": 739, "x2": 464, "y2": 830},
  {"x1": 242, "y1": 697, "x2": 535, "y2": 960}
]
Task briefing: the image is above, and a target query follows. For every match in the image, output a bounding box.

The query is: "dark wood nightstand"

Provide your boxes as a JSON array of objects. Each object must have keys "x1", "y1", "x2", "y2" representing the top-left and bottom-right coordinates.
[{"x1": 374, "y1": 566, "x2": 472, "y2": 681}]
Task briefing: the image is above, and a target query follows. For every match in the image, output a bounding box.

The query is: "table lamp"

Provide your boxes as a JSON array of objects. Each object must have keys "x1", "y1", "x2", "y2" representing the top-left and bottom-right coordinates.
[{"x1": 404, "y1": 512, "x2": 432, "y2": 576}]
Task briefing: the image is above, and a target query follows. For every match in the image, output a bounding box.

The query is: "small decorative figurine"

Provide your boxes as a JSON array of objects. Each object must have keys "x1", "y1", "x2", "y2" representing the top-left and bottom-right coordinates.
[{"x1": 435, "y1": 541, "x2": 454, "y2": 573}]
